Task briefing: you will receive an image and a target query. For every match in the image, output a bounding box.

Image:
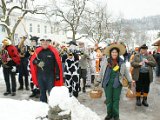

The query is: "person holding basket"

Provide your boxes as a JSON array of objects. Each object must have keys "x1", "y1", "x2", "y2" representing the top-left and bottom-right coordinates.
[{"x1": 95, "y1": 42, "x2": 132, "y2": 120}]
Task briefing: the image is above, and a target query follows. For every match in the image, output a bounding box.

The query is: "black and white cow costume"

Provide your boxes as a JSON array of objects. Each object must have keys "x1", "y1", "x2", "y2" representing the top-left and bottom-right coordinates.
[
  {"x1": 28, "y1": 36, "x2": 40, "y2": 98},
  {"x1": 64, "y1": 41, "x2": 80, "y2": 97}
]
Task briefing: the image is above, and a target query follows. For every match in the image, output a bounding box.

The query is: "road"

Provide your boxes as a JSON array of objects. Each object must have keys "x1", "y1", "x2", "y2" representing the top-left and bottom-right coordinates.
[{"x1": 0, "y1": 68, "x2": 160, "y2": 120}]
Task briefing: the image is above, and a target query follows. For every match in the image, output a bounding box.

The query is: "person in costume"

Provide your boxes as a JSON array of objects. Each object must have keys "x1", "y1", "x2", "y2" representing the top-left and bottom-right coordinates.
[
  {"x1": 131, "y1": 44, "x2": 156, "y2": 107},
  {"x1": 60, "y1": 46, "x2": 68, "y2": 82},
  {"x1": 79, "y1": 51, "x2": 89, "y2": 93},
  {"x1": 89, "y1": 47, "x2": 97, "y2": 84},
  {"x1": 64, "y1": 41, "x2": 80, "y2": 97},
  {"x1": 64, "y1": 52, "x2": 79, "y2": 97},
  {"x1": 1, "y1": 38, "x2": 20, "y2": 96},
  {"x1": 30, "y1": 39, "x2": 63, "y2": 103},
  {"x1": 95, "y1": 44, "x2": 102, "y2": 74},
  {"x1": 29, "y1": 36, "x2": 40, "y2": 98},
  {"x1": 129, "y1": 47, "x2": 139, "y2": 76},
  {"x1": 17, "y1": 36, "x2": 30, "y2": 90},
  {"x1": 95, "y1": 43, "x2": 132, "y2": 120}
]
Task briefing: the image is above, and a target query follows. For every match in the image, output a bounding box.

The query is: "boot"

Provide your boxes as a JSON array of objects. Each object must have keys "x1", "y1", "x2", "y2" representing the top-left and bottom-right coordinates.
[
  {"x1": 136, "y1": 97, "x2": 141, "y2": 106},
  {"x1": 104, "y1": 115, "x2": 112, "y2": 120},
  {"x1": 82, "y1": 87, "x2": 86, "y2": 93},
  {"x1": 114, "y1": 117, "x2": 120, "y2": 120},
  {"x1": 26, "y1": 86, "x2": 30, "y2": 91},
  {"x1": 29, "y1": 91, "x2": 36, "y2": 98},
  {"x1": 142, "y1": 97, "x2": 149, "y2": 107},
  {"x1": 11, "y1": 92, "x2": 16, "y2": 96},
  {"x1": 79, "y1": 87, "x2": 81, "y2": 92},
  {"x1": 18, "y1": 86, "x2": 23, "y2": 90},
  {"x1": 3, "y1": 92, "x2": 11, "y2": 96}
]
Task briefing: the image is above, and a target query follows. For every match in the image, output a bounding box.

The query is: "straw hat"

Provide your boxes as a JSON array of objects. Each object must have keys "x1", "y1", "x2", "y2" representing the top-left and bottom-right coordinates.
[{"x1": 104, "y1": 42, "x2": 126, "y2": 56}]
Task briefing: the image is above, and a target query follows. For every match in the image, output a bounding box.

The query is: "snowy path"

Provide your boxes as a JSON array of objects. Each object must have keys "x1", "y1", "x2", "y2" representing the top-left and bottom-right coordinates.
[{"x1": 0, "y1": 65, "x2": 160, "y2": 120}]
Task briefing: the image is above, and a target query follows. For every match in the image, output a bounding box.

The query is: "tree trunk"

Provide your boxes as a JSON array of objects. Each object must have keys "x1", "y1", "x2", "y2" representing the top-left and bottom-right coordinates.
[
  {"x1": 72, "y1": 30, "x2": 76, "y2": 42},
  {"x1": 5, "y1": 18, "x2": 15, "y2": 44}
]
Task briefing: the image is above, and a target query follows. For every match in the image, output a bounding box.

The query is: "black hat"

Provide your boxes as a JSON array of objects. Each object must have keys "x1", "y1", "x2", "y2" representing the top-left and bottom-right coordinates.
[
  {"x1": 68, "y1": 41, "x2": 78, "y2": 46},
  {"x1": 40, "y1": 39, "x2": 45, "y2": 41},
  {"x1": 46, "y1": 39, "x2": 52, "y2": 42},
  {"x1": 140, "y1": 44, "x2": 148, "y2": 50},
  {"x1": 30, "y1": 36, "x2": 39, "y2": 42},
  {"x1": 40, "y1": 39, "x2": 52, "y2": 42}
]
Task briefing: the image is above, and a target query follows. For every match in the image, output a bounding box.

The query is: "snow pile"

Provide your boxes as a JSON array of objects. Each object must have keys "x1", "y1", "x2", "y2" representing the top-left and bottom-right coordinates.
[
  {"x1": 0, "y1": 98, "x2": 49, "y2": 120},
  {"x1": 49, "y1": 86, "x2": 101, "y2": 120}
]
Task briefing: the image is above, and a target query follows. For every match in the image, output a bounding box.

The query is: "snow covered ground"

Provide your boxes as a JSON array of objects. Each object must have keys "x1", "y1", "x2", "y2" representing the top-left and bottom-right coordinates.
[
  {"x1": 0, "y1": 64, "x2": 160, "y2": 120},
  {"x1": 0, "y1": 86, "x2": 101, "y2": 120},
  {"x1": 0, "y1": 98, "x2": 49, "y2": 120},
  {"x1": 49, "y1": 86, "x2": 101, "y2": 120}
]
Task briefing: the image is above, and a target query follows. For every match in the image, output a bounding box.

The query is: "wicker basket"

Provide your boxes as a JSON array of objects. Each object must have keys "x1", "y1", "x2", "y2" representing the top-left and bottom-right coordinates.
[{"x1": 89, "y1": 88, "x2": 103, "y2": 99}]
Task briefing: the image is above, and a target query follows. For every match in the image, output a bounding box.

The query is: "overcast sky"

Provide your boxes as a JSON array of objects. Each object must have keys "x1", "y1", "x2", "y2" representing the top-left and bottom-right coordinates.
[
  {"x1": 107, "y1": 0, "x2": 160, "y2": 19},
  {"x1": 37, "y1": 0, "x2": 160, "y2": 19}
]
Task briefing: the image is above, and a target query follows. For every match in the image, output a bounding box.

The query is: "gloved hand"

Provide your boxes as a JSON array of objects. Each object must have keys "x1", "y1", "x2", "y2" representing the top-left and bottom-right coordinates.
[
  {"x1": 11, "y1": 66, "x2": 16, "y2": 72},
  {"x1": 94, "y1": 81, "x2": 100, "y2": 87},
  {"x1": 37, "y1": 61, "x2": 45, "y2": 69},
  {"x1": 55, "y1": 75, "x2": 60, "y2": 81}
]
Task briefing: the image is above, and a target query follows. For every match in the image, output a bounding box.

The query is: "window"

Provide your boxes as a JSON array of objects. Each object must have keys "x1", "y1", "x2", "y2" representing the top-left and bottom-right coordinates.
[
  {"x1": 51, "y1": 27, "x2": 53, "y2": 34},
  {"x1": 2, "y1": 26, "x2": 5, "y2": 32},
  {"x1": 44, "y1": 26, "x2": 47, "y2": 34},
  {"x1": 29, "y1": 23, "x2": 32, "y2": 32},
  {"x1": 37, "y1": 24, "x2": 40, "y2": 33}
]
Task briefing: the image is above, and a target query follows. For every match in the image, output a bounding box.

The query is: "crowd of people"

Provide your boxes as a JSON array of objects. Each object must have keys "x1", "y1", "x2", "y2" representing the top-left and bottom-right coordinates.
[
  {"x1": 0, "y1": 36, "x2": 158, "y2": 120},
  {"x1": 0, "y1": 36, "x2": 103, "y2": 101}
]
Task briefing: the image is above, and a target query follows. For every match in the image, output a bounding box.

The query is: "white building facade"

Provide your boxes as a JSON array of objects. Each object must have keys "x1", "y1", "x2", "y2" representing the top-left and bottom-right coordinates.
[{"x1": 0, "y1": 13, "x2": 68, "y2": 45}]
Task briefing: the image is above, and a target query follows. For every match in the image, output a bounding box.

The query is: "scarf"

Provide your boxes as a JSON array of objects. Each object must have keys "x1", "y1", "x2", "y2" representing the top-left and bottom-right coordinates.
[{"x1": 107, "y1": 58, "x2": 118, "y2": 68}]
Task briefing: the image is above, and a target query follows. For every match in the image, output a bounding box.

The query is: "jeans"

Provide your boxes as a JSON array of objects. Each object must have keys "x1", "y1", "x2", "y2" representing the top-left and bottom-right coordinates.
[{"x1": 38, "y1": 74, "x2": 54, "y2": 103}]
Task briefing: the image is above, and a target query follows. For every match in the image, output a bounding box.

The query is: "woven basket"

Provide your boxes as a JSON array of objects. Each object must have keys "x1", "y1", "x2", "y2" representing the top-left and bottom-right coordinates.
[
  {"x1": 89, "y1": 88, "x2": 103, "y2": 99},
  {"x1": 126, "y1": 88, "x2": 136, "y2": 98}
]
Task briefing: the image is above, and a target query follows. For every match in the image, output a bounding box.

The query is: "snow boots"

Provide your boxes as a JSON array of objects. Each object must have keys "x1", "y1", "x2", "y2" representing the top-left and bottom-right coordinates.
[
  {"x1": 136, "y1": 96, "x2": 149, "y2": 107},
  {"x1": 104, "y1": 115, "x2": 112, "y2": 120},
  {"x1": 142, "y1": 97, "x2": 149, "y2": 107},
  {"x1": 136, "y1": 97, "x2": 141, "y2": 106},
  {"x1": 104, "y1": 115, "x2": 120, "y2": 120}
]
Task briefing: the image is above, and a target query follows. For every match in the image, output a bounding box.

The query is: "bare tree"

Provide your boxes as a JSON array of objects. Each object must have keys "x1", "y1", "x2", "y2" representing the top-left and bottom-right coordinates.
[
  {"x1": 83, "y1": 3, "x2": 111, "y2": 44},
  {"x1": 50, "y1": 0, "x2": 88, "y2": 42},
  {"x1": 0, "y1": 0, "x2": 46, "y2": 43}
]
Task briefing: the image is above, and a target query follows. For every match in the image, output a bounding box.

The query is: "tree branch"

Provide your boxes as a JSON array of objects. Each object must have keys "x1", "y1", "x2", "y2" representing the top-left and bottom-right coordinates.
[
  {"x1": 75, "y1": 34, "x2": 87, "y2": 40},
  {"x1": 12, "y1": 11, "x2": 28, "y2": 36},
  {"x1": 1, "y1": 0, "x2": 7, "y2": 15},
  {"x1": 6, "y1": 6, "x2": 22, "y2": 21}
]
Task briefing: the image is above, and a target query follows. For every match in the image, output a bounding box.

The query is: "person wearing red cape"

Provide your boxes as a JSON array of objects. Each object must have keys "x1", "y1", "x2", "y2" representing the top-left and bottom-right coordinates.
[
  {"x1": 1, "y1": 38, "x2": 20, "y2": 96},
  {"x1": 30, "y1": 39, "x2": 63, "y2": 103}
]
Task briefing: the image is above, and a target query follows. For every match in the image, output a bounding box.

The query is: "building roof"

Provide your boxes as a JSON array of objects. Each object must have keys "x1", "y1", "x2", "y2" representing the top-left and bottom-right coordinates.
[{"x1": 152, "y1": 37, "x2": 160, "y2": 46}]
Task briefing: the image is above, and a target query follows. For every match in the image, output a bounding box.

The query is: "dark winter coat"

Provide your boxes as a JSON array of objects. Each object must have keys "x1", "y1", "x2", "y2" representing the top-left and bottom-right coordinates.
[
  {"x1": 30, "y1": 45, "x2": 63, "y2": 87},
  {"x1": 154, "y1": 53, "x2": 160, "y2": 66},
  {"x1": 33, "y1": 48, "x2": 60, "y2": 78}
]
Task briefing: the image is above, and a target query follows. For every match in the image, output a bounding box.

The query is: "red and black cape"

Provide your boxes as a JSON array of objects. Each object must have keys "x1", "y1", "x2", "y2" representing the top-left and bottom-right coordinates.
[
  {"x1": 30, "y1": 45, "x2": 63, "y2": 87},
  {"x1": 6, "y1": 45, "x2": 20, "y2": 65}
]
